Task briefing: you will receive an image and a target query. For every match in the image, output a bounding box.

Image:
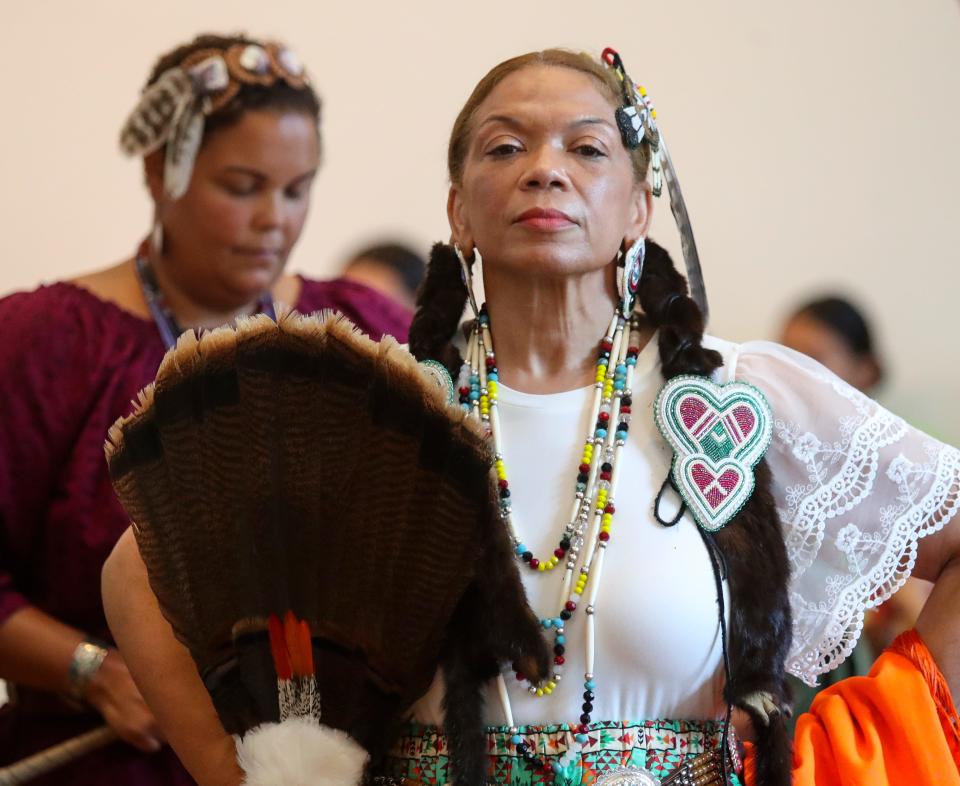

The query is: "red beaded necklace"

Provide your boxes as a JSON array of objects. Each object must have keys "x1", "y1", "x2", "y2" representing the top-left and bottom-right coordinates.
[{"x1": 457, "y1": 303, "x2": 644, "y2": 775}]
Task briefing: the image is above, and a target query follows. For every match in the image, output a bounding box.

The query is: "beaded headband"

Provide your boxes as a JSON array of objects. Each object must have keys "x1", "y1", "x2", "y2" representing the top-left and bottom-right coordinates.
[
  {"x1": 601, "y1": 47, "x2": 709, "y2": 323},
  {"x1": 119, "y1": 41, "x2": 311, "y2": 200}
]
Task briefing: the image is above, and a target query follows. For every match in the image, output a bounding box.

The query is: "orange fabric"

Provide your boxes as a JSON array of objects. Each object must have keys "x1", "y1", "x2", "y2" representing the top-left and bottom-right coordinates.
[
  {"x1": 743, "y1": 630, "x2": 960, "y2": 785},
  {"x1": 887, "y1": 629, "x2": 960, "y2": 759}
]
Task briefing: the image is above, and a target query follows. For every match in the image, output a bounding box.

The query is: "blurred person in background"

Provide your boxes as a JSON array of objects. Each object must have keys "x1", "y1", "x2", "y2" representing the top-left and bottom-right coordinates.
[
  {"x1": 780, "y1": 296, "x2": 882, "y2": 395},
  {"x1": 0, "y1": 32, "x2": 408, "y2": 786},
  {"x1": 780, "y1": 295, "x2": 932, "y2": 719},
  {"x1": 341, "y1": 241, "x2": 426, "y2": 310}
]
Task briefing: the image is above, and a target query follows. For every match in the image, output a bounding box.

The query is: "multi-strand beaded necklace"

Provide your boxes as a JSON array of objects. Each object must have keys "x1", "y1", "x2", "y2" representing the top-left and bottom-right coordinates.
[{"x1": 457, "y1": 304, "x2": 644, "y2": 777}]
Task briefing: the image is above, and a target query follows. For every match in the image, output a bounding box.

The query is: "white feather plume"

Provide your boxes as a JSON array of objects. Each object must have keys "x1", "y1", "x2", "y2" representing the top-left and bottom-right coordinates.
[{"x1": 235, "y1": 717, "x2": 369, "y2": 786}]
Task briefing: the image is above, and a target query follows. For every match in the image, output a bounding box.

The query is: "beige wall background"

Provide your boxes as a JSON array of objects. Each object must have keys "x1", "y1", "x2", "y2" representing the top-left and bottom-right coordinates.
[{"x1": 3, "y1": 0, "x2": 959, "y2": 441}]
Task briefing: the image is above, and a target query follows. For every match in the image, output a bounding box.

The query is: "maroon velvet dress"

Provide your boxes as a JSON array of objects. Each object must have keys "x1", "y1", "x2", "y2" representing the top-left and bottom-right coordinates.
[{"x1": 0, "y1": 277, "x2": 411, "y2": 785}]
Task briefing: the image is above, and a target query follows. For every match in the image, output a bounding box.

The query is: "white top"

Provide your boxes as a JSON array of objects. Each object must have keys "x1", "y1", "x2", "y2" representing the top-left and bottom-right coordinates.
[{"x1": 409, "y1": 335, "x2": 960, "y2": 726}]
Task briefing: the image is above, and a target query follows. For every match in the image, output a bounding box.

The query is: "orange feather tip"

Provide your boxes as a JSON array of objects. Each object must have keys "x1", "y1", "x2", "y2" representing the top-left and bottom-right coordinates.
[
  {"x1": 268, "y1": 613, "x2": 293, "y2": 681},
  {"x1": 283, "y1": 611, "x2": 303, "y2": 677},
  {"x1": 275, "y1": 610, "x2": 315, "y2": 679},
  {"x1": 297, "y1": 619, "x2": 314, "y2": 676}
]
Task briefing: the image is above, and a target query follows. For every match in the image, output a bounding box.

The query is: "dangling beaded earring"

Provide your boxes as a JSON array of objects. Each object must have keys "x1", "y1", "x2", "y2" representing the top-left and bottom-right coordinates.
[
  {"x1": 617, "y1": 237, "x2": 645, "y2": 315},
  {"x1": 454, "y1": 243, "x2": 480, "y2": 317}
]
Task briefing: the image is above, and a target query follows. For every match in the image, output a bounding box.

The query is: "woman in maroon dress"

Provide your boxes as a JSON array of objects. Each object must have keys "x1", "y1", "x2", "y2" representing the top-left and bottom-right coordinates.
[{"x1": 0, "y1": 33, "x2": 410, "y2": 786}]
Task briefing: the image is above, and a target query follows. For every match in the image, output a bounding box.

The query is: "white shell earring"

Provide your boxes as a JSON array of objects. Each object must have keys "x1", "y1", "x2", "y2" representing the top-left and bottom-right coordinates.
[{"x1": 618, "y1": 238, "x2": 645, "y2": 315}]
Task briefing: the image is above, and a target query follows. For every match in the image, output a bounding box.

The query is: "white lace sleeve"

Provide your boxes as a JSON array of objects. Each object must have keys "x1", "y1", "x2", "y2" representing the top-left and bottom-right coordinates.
[{"x1": 729, "y1": 340, "x2": 960, "y2": 686}]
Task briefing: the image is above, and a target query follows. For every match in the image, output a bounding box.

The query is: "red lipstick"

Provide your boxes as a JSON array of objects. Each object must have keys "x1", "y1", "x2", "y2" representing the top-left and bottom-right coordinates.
[{"x1": 514, "y1": 208, "x2": 576, "y2": 230}]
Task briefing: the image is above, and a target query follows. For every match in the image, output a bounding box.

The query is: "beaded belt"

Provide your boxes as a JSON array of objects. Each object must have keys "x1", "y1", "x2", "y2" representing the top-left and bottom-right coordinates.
[
  {"x1": 377, "y1": 719, "x2": 740, "y2": 786},
  {"x1": 590, "y1": 753, "x2": 723, "y2": 785},
  {"x1": 373, "y1": 753, "x2": 721, "y2": 786}
]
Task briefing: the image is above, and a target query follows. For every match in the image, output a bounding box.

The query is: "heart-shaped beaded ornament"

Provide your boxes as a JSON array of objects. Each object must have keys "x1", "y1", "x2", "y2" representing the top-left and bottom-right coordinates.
[{"x1": 654, "y1": 375, "x2": 772, "y2": 531}]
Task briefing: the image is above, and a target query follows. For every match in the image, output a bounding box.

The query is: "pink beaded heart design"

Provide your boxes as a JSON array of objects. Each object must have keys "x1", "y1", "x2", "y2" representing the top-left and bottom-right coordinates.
[
  {"x1": 655, "y1": 375, "x2": 772, "y2": 531},
  {"x1": 678, "y1": 456, "x2": 751, "y2": 530}
]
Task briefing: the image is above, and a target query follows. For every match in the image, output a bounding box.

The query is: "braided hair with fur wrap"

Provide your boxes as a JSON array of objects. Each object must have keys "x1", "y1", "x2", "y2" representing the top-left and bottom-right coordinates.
[{"x1": 409, "y1": 48, "x2": 793, "y2": 786}]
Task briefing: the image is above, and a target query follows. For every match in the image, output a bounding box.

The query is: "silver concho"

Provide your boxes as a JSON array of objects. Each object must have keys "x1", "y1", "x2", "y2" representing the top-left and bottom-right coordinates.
[
  {"x1": 595, "y1": 767, "x2": 661, "y2": 786},
  {"x1": 276, "y1": 47, "x2": 304, "y2": 76},
  {"x1": 239, "y1": 44, "x2": 270, "y2": 74}
]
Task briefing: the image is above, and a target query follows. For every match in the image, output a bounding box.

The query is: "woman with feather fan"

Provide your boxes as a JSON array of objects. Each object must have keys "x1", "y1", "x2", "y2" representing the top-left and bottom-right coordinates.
[
  {"x1": 102, "y1": 48, "x2": 960, "y2": 786},
  {"x1": 0, "y1": 32, "x2": 410, "y2": 786}
]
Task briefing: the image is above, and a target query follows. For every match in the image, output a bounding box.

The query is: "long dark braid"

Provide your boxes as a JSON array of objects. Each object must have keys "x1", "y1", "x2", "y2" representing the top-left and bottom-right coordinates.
[
  {"x1": 408, "y1": 243, "x2": 468, "y2": 374},
  {"x1": 640, "y1": 244, "x2": 793, "y2": 784},
  {"x1": 638, "y1": 239, "x2": 721, "y2": 379}
]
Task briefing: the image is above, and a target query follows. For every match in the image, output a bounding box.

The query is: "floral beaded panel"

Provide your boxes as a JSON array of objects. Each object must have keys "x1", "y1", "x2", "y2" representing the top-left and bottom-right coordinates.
[
  {"x1": 378, "y1": 720, "x2": 742, "y2": 786},
  {"x1": 716, "y1": 338, "x2": 960, "y2": 686}
]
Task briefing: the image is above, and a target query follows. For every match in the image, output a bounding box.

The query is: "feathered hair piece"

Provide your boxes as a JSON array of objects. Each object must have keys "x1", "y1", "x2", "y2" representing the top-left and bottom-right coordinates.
[
  {"x1": 105, "y1": 311, "x2": 549, "y2": 785},
  {"x1": 601, "y1": 47, "x2": 709, "y2": 323},
  {"x1": 119, "y1": 41, "x2": 311, "y2": 200}
]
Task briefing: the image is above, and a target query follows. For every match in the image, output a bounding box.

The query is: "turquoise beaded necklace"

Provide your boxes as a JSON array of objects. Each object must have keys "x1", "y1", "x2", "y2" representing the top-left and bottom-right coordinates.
[{"x1": 457, "y1": 304, "x2": 644, "y2": 777}]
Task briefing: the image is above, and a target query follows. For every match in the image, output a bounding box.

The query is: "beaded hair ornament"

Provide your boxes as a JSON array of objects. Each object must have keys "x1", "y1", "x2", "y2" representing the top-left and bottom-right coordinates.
[
  {"x1": 601, "y1": 48, "x2": 709, "y2": 323},
  {"x1": 119, "y1": 41, "x2": 311, "y2": 199}
]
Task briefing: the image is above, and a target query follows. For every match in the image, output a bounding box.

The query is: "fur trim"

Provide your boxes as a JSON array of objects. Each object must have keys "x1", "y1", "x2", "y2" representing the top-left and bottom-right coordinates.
[{"x1": 235, "y1": 717, "x2": 369, "y2": 786}]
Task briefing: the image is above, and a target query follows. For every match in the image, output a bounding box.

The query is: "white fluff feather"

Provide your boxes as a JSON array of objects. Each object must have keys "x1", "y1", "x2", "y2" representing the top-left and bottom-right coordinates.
[{"x1": 235, "y1": 717, "x2": 369, "y2": 786}]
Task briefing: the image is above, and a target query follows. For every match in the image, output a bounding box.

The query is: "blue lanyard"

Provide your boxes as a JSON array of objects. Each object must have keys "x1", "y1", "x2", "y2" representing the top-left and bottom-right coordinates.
[{"x1": 134, "y1": 244, "x2": 277, "y2": 351}]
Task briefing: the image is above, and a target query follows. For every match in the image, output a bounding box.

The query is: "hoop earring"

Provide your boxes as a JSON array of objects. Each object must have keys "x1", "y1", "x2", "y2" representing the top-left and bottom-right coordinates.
[
  {"x1": 454, "y1": 243, "x2": 480, "y2": 317},
  {"x1": 617, "y1": 237, "x2": 645, "y2": 315}
]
